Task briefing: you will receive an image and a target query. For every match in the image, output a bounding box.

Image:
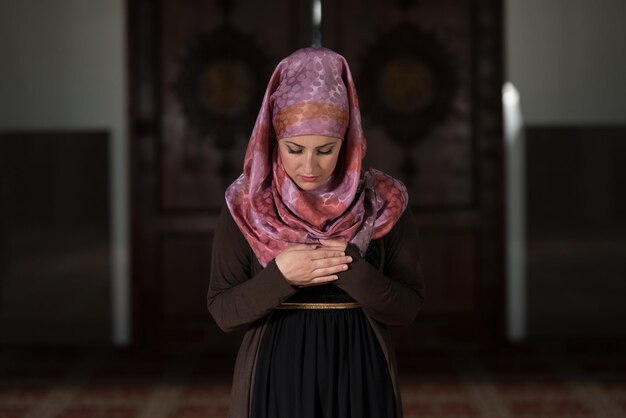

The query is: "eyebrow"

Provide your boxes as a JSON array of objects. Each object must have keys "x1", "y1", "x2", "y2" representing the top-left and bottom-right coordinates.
[{"x1": 284, "y1": 140, "x2": 338, "y2": 149}]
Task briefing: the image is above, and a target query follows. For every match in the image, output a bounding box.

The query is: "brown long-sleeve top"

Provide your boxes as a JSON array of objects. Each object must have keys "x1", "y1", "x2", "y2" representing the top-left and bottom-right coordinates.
[
  {"x1": 208, "y1": 202, "x2": 424, "y2": 332},
  {"x1": 207, "y1": 202, "x2": 425, "y2": 418}
]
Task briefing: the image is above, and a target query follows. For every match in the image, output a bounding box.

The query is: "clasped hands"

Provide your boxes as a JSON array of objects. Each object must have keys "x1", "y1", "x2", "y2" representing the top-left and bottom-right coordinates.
[{"x1": 275, "y1": 239, "x2": 353, "y2": 287}]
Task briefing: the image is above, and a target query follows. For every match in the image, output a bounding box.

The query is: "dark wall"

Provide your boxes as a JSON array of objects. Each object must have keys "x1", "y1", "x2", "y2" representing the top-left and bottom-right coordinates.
[
  {"x1": 525, "y1": 126, "x2": 626, "y2": 337},
  {"x1": 0, "y1": 132, "x2": 111, "y2": 344}
]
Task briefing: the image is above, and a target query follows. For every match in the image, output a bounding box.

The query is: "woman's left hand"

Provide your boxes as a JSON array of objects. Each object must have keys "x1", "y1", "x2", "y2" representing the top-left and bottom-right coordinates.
[{"x1": 318, "y1": 239, "x2": 348, "y2": 252}]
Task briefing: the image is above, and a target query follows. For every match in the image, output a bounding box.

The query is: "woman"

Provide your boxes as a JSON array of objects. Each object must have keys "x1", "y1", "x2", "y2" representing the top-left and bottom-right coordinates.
[{"x1": 208, "y1": 47, "x2": 424, "y2": 418}]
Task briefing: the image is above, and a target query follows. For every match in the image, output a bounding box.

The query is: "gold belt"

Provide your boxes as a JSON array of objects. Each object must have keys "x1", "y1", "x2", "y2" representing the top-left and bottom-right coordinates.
[{"x1": 276, "y1": 302, "x2": 361, "y2": 310}]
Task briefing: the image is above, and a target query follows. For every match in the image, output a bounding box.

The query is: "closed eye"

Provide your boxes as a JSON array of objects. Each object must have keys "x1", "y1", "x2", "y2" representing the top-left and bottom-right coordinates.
[
  {"x1": 317, "y1": 148, "x2": 333, "y2": 155},
  {"x1": 286, "y1": 147, "x2": 334, "y2": 155}
]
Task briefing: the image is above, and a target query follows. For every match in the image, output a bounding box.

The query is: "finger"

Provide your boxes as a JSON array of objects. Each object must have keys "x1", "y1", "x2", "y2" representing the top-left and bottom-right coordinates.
[
  {"x1": 312, "y1": 256, "x2": 352, "y2": 269},
  {"x1": 318, "y1": 244, "x2": 345, "y2": 251},
  {"x1": 311, "y1": 263, "x2": 349, "y2": 278},
  {"x1": 308, "y1": 249, "x2": 345, "y2": 260},
  {"x1": 298, "y1": 275, "x2": 339, "y2": 287},
  {"x1": 320, "y1": 243, "x2": 348, "y2": 251},
  {"x1": 319, "y1": 238, "x2": 347, "y2": 246}
]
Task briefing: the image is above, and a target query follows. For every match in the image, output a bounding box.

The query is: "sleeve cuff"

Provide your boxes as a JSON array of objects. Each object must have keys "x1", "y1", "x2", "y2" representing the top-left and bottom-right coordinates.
[
  {"x1": 345, "y1": 243, "x2": 363, "y2": 262},
  {"x1": 264, "y1": 259, "x2": 300, "y2": 294}
]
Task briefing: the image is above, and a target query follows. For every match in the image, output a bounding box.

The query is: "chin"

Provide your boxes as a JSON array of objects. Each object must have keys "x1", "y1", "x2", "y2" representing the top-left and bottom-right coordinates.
[{"x1": 296, "y1": 182, "x2": 321, "y2": 191}]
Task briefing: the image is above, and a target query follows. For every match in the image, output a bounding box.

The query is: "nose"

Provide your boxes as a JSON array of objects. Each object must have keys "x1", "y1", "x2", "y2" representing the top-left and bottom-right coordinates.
[{"x1": 304, "y1": 152, "x2": 317, "y2": 174}]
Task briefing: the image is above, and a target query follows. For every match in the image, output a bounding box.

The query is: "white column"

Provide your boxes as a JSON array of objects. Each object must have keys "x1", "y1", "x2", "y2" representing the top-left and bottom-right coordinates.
[{"x1": 503, "y1": 82, "x2": 526, "y2": 341}]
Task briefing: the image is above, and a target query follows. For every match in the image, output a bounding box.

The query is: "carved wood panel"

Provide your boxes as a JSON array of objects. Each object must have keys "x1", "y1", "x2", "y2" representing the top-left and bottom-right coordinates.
[
  {"x1": 130, "y1": 0, "x2": 313, "y2": 346},
  {"x1": 325, "y1": 0, "x2": 477, "y2": 208},
  {"x1": 159, "y1": 0, "x2": 311, "y2": 210},
  {"x1": 324, "y1": 0, "x2": 505, "y2": 344}
]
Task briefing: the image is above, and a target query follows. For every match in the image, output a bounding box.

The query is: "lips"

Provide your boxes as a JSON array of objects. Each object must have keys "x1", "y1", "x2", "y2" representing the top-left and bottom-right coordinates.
[{"x1": 300, "y1": 175, "x2": 319, "y2": 182}]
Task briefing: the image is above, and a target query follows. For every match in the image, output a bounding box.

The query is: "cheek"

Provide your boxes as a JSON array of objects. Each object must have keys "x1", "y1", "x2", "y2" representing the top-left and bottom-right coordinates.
[
  {"x1": 324, "y1": 154, "x2": 341, "y2": 174},
  {"x1": 278, "y1": 150, "x2": 298, "y2": 175}
]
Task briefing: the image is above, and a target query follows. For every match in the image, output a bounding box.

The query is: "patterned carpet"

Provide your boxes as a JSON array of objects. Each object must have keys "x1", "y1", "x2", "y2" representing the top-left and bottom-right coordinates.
[{"x1": 1, "y1": 341, "x2": 625, "y2": 418}]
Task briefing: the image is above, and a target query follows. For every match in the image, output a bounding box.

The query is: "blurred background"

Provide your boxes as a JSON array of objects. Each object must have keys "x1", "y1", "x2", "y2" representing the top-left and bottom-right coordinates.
[{"x1": 1, "y1": 0, "x2": 625, "y2": 416}]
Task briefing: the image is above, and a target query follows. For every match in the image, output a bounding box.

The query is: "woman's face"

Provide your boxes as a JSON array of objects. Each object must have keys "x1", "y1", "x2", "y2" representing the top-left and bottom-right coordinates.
[{"x1": 277, "y1": 135, "x2": 343, "y2": 191}]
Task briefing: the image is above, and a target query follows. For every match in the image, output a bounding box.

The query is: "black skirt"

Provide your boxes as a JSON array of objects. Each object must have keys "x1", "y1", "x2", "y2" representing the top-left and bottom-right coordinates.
[{"x1": 250, "y1": 284, "x2": 396, "y2": 418}]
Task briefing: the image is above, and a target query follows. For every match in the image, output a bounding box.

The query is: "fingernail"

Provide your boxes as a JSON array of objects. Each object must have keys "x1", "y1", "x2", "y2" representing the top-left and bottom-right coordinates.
[
  {"x1": 346, "y1": 256, "x2": 353, "y2": 262},
  {"x1": 332, "y1": 275, "x2": 338, "y2": 280}
]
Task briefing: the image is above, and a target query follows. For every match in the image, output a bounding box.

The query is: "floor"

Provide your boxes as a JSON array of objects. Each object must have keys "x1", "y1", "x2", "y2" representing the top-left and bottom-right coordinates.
[{"x1": 1, "y1": 341, "x2": 626, "y2": 418}]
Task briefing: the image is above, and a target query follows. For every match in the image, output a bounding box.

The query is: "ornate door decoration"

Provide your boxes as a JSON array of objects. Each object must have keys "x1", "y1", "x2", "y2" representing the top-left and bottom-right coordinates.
[
  {"x1": 358, "y1": 23, "x2": 458, "y2": 182},
  {"x1": 173, "y1": 24, "x2": 271, "y2": 189}
]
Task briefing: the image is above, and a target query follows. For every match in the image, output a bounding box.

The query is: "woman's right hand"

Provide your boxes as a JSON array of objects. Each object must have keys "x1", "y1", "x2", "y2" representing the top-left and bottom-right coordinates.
[{"x1": 275, "y1": 244, "x2": 352, "y2": 287}]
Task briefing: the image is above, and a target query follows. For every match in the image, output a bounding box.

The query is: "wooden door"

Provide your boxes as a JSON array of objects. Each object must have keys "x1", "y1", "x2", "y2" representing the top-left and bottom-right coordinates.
[
  {"x1": 322, "y1": 0, "x2": 505, "y2": 348},
  {"x1": 129, "y1": 0, "x2": 504, "y2": 350}
]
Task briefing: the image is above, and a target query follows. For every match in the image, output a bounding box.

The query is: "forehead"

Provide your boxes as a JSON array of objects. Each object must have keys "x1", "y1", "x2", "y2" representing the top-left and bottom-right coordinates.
[{"x1": 279, "y1": 135, "x2": 341, "y2": 147}]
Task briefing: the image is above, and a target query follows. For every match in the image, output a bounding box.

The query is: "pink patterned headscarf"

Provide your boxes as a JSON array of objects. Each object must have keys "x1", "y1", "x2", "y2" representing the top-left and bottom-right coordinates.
[{"x1": 225, "y1": 47, "x2": 408, "y2": 267}]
